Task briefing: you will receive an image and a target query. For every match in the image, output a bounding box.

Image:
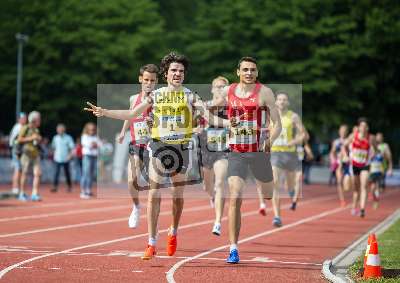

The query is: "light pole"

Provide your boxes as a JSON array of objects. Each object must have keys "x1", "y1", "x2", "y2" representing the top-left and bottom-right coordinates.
[{"x1": 15, "y1": 33, "x2": 29, "y2": 120}]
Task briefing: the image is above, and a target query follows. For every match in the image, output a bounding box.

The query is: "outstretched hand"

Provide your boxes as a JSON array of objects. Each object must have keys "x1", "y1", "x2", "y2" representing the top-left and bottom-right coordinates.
[{"x1": 84, "y1": 102, "x2": 105, "y2": 117}]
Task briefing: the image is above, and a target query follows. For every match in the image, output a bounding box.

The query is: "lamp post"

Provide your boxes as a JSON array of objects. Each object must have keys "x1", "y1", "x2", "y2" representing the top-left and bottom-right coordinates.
[{"x1": 15, "y1": 33, "x2": 29, "y2": 120}]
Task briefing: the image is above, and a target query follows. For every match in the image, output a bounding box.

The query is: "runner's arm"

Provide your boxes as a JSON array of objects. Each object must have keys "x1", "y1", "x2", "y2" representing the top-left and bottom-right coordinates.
[
  {"x1": 84, "y1": 99, "x2": 152, "y2": 120},
  {"x1": 384, "y1": 144, "x2": 393, "y2": 174},
  {"x1": 117, "y1": 97, "x2": 136, "y2": 143},
  {"x1": 193, "y1": 94, "x2": 230, "y2": 128},
  {"x1": 288, "y1": 113, "x2": 305, "y2": 146}
]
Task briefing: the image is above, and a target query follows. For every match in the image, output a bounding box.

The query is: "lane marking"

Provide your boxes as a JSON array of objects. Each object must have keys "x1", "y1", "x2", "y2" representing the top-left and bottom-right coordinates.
[
  {"x1": 0, "y1": 205, "x2": 131, "y2": 222},
  {"x1": 166, "y1": 205, "x2": 348, "y2": 283},
  {"x1": 0, "y1": 195, "x2": 335, "y2": 279},
  {"x1": 0, "y1": 204, "x2": 212, "y2": 238},
  {"x1": 0, "y1": 199, "x2": 124, "y2": 210}
]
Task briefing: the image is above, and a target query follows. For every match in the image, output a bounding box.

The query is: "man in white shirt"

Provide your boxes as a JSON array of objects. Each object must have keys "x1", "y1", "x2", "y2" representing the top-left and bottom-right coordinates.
[
  {"x1": 8, "y1": 112, "x2": 27, "y2": 194},
  {"x1": 51, "y1": 124, "x2": 75, "y2": 192}
]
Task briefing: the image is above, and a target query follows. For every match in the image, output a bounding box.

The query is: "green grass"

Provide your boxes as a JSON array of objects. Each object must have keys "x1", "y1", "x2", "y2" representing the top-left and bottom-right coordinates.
[{"x1": 349, "y1": 218, "x2": 400, "y2": 282}]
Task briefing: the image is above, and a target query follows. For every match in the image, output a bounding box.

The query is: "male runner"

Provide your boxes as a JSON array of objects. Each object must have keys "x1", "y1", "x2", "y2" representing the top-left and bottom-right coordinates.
[
  {"x1": 198, "y1": 76, "x2": 230, "y2": 236},
  {"x1": 270, "y1": 92, "x2": 305, "y2": 226},
  {"x1": 84, "y1": 52, "x2": 229, "y2": 260},
  {"x1": 216, "y1": 57, "x2": 282, "y2": 264},
  {"x1": 117, "y1": 64, "x2": 158, "y2": 228}
]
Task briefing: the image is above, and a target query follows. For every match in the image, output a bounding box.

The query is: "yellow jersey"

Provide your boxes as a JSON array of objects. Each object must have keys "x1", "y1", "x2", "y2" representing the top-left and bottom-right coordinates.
[
  {"x1": 151, "y1": 87, "x2": 193, "y2": 144},
  {"x1": 271, "y1": 110, "x2": 296, "y2": 152}
]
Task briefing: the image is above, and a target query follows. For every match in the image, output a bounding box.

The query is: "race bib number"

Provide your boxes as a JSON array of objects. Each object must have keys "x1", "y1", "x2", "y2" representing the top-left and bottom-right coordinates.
[
  {"x1": 207, "y1": 128, "x2": 228, "y2": 152},
  {"x1": 352, "y1": 148, "x2": 368, "y2": 164},
  {"x1": 133, "y1": 121, "x2": 149, "y2": 144},
  {"x1": 230, "y1": 120, "x2": 257, "y2": 145},
  {"x1": 370, "y1": 161, "x2": 383, "y2": 173},
  {"x1": 273, "y1": 128, "x2": 289, "y2": 147}
]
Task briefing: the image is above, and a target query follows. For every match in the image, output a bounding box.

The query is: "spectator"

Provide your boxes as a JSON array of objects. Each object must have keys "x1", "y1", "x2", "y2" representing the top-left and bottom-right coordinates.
[
  {"x1": 80, "y1": 122, "x2": 101, "y2": 199},
  {"x1": 8, "y1": 112, "x2": 27, "y2": 194},
  {"x1": 18, "y1": 111, "x2": 42, "y2": 201},
  {"x1": 51, "y1": 124, "x2": 75, "y2": 192}
]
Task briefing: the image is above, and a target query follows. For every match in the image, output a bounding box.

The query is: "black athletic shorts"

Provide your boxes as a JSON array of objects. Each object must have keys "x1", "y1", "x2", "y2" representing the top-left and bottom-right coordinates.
[
  {"x1": 149, "y1": 139, "x2": 191, "y2": 176},
  {"x1": 351, "y1": 165, "x2": 370, "y2": 176},
  {"x1": 200, "y1": 150, "x2": 228, "y2": 169},
  {"x1": 227, "y1": 151, "x2": 273, "y2": 183},
  {"x1": 129, "y1": 142, "x2": 149, "y2": 163}
]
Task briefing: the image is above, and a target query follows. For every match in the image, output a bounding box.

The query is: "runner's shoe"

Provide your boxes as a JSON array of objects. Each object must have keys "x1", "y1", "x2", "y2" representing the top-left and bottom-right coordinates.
[
  {"x1": 272, "y1": 217, "x2": 282, "y2": 227},
  {"x1": 141, "y1": 245, "x2": 156, "y2": 260},
  {"x1": 30, "y1": 194, "x2": 42, "y2": 202},
  {"x1": 226, "y1": 249, "x2": 239, "y2": 264},
  {"x1": 166, "y1": 234, "x2": 177, "y2": 256},
  {"x1": 212, "y1": 223, "x2": 221, "y2": 236},
  {"x1": 18, "y1": 193, "x2": 28, "y2": 202},
  {"x1": 351, "y1": 208, "x2": 359, "y2": 216},
  {"x1": 290, "y1": 202, "x2": 297, "y2": 211},
  {"x1": 259, "y1": 203, "x2": 267, "y2": 216},
  {"x1": 360, "y1": 209, "x2": 365, "y2": 218},
  {"x1": 128, "y1": 205, "x2": 140, "y2": 228}
]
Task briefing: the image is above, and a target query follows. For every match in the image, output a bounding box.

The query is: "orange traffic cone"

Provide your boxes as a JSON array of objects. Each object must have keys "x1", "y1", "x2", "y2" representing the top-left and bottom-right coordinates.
[
  {"x1": 363, "y1": 240, "x2": 382, "y2": 279},
  {"x1": 364, "y1": 234, "x2": 377, "y2": 268}
]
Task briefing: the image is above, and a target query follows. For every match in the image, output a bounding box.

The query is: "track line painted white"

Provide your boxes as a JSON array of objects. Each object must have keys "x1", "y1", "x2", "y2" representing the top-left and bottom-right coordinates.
[
  {"x1": 166, "y1": 205, "x2": 347, "y2": 283},
  {"x1": 0, "y1": 199, "x2": 123, "y2": 210},
  {"x1": 0, "y1": 205, "x2": 131, "y2": 222},
  {"x1": 0, "y1": 195, "x2": 335, "y2": 279},
  {"x1": 0, "y1": 204, "x2": 212, "y2": 238}
]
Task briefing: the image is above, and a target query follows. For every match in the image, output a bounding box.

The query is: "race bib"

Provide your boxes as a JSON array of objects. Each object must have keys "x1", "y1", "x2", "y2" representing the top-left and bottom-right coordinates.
[
  {"x1": 273, "y1": 128, "x2": 289, "y2": 147},
  {"x1": 352, "y1": 148, "x2": 368, "y2": 164},
  {"x1": 230, "y1": 120, "x2": 257, "y2": 145},
  {"x1": 370, "y1": 161, "x2": 383, "y2": 173},
  {"x1": 133, "y1": 121, "x2": 150, "y2": 144},
  {"x1": 152, "y1": 90, "x2": 192, "y2": 144},
  {"x1": 206, "y1": 128, "x2": 228, "y2": 152}
]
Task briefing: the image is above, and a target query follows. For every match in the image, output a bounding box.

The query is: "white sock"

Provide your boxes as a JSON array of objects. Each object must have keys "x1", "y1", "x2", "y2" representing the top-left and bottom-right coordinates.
[
  {"x1": 260, "y1": 202, "x2": 266, "y2": 209},
  {"x1": 230, "y1": 244, "x2": 238, "y2": 252},
  {"x1": 169, "y1": 227, "x2": 177, "y2": 236},
  {"x1": 148, "y1": 237, "x2": 157, "y2": 246},
  {"x1": 133, "y1": 203, "x2": 140, "y2": 210}
]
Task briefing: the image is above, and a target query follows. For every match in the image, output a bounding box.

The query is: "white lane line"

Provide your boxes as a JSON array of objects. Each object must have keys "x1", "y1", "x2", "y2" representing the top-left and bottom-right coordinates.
[
  {"x1": 166, "y1": 205, "x2": 348, "y2": 283},
  {"x1": 0, "y1": 204, "x2": 212, "y2": 238},
  {"x1": 49, "y1": 267, "x2": 61, "y2": 270},
  {"x1": 1, "y1": 199, "x2": 122, "y2": 210},
  {"x1": 0, "y1": 195, "x2": 335, "y2": 279},
  {"x1": 0, "y1": 205, "x2": 131, "y2": 222},
  {"x1": 16, "y1": 266, "x2": 32, "y2": 269},
  {"x1": 132, "y1": 270, "x2": 143, "y2": 273}
]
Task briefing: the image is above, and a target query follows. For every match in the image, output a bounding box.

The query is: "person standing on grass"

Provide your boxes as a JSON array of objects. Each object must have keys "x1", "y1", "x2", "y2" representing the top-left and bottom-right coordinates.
[
  {"x1": 80, "y1": 122, "x2": 102, "y2": 199},
  {"x1": 8, "y1": 112, "x2": 27, "y2": 195},
  {"x1": 51, "y1": 123, "x2": 75, "y2": 192},
  {"x1": 18, "y1": 111, "x2": 42, "y2": 201}
]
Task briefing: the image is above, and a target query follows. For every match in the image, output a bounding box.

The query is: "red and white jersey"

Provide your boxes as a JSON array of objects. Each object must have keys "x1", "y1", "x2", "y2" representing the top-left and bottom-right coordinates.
[
  {"x1": 350, "y1": 131, "x2": 371, "y2": 167},
  {"x1": 129, "y1": 93, "x2": 151, "y2": 148},
  {"x1": 227, "y1": 82, "x2": 268, "y2": 153}
]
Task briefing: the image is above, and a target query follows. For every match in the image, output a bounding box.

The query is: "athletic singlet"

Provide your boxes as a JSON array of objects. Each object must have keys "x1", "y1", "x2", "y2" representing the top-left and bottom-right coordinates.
[
  {"x1": 227, "y1": 83, "x2": 263, "y2": 153},
  {"x1": 205, "y1": 105, "x2": 229, "y2": 152},
  {"x1": 150, "y1": 87, "x2": 193, "y2": 144},
  {"x1": 351, "y1": 131, "x2": 370, "y2": 167},
  {"x1": 129, "y1": 93, "x2": 151, "y2": 147},
  {"x1": 370, "y1": 153, "x2": 384, "y2": 174},
  {"x1": 271, "y1": 110, "x2": 296, "y2": 152}
]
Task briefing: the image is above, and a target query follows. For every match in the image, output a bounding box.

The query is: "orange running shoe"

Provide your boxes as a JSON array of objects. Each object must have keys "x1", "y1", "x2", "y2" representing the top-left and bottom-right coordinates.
[
  {"x1": 167, "y1": 234, "x2": 177, "y2": 256},
  {"x1": 141, "y1": 245, "x2": 156, "y2": 260}
]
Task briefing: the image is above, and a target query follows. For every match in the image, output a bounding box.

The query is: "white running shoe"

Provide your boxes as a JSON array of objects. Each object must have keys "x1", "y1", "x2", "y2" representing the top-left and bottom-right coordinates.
[
  {"x1": 128, "y1": 205, "x2": 140, "y2": 228},
  {"x1": 212, "y1": 223, "x2": 221, "y2": 236},
  {"x1": 80, "y1": 192, "x2": 90, "y2": 199}
]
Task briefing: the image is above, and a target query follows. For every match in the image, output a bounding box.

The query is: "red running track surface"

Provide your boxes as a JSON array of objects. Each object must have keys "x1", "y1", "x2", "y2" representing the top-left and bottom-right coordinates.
[{"x1": 0, "y1": 183, "x2": 399, "y2": 282}]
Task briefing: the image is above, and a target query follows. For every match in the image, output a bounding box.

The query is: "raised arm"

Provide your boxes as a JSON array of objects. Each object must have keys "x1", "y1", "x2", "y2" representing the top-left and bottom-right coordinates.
[{"x1": 84, "y1": 98, "x2": 152, "y2": 121}]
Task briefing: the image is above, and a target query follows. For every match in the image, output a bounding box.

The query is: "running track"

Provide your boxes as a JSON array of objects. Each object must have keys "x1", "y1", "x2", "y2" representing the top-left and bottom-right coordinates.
[{"x1": 0, "y1": 184, "x2": 399, "y2": 282}]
